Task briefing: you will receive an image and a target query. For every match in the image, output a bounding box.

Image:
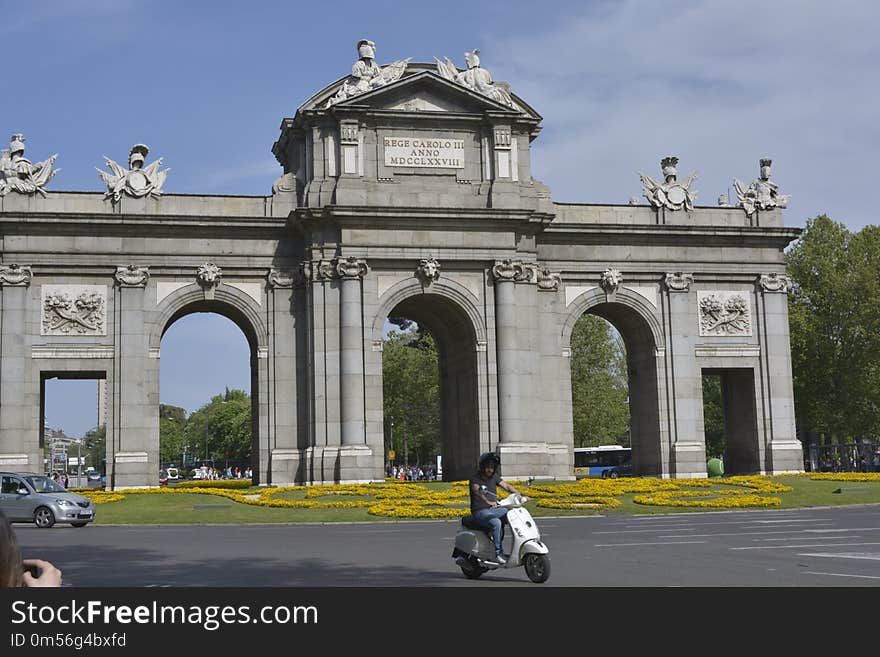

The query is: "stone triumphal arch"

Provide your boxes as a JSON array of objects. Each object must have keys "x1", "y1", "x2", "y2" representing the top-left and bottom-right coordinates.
[{"x1": 0, "y1": 41, "x2": 803, "y2": 488}]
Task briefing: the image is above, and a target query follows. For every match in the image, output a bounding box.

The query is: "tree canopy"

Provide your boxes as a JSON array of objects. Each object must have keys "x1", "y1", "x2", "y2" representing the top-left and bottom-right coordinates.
[
  {"x1": 569, "y1": 314, "x2": 630, "y2": 447},
  {"x1": 382, "y1": 327, "x2": 440, "y2": 464},
  {"x1": 786, "y1": 215, "x2": 880, "y2": 441}
]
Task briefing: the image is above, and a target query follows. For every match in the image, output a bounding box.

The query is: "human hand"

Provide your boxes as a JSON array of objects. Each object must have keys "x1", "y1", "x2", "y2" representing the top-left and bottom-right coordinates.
[{"x1": 22, "y1": 559, "x2": 62, "y2": 588}]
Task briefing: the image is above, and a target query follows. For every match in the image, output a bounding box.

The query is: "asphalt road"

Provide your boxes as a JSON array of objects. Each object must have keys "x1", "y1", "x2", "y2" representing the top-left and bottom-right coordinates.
[{"x1": 11, "y1": 504, "x2": 880, "y2": 587}]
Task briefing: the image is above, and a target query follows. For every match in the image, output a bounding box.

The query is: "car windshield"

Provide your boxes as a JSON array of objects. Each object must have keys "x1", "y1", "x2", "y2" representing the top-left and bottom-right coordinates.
[{"x1": 24, "y1": 476, "x2": 65, "y2": 493}]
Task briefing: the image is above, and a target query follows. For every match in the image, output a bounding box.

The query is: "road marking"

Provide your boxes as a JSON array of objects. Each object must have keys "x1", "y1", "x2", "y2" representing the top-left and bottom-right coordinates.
[
  {"x1": 594, "y1": 541, "x2": 707, "y2": 547},
  {"x1": 798, "y1": 552, "x2": 880, "y2": 561},
  {"x1": 803, "y1": 571, "x2": 880, "y2": 580},
  {"x1": 757, "y1": 536, "x2": 862, "y2": 541},
  {"x1": 595, "y1": 528, "x2": 696, "y2": 534},
  {"x1": 731, "y1": 542, "x2": 880, "y2": 550}
]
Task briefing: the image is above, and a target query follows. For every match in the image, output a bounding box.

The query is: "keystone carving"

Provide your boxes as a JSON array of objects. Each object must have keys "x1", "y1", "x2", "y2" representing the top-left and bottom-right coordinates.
[
  {"x1": 114, "y1": 265, "x2": 149, "y2": 287},
  {"x1": 698, "y1": 291, "x2": 752, "y2": 336},
  {"x1": 0, "y1": 264, "x2": 33, "y2": 286},
  {"x1": 600, "y1": 268, "x2": 623, "y2": 295},
  {"x1": 415, "y1": 258, "x2": 441, "y2": 285},
  {"x1": 664, "y1": 272, "x2": 694, "y2": 292},
  {"x1": 758, "y1": 272, "x2": 793, "y2": 294},
  {"x1": 196, "y1": 262, "x2": 222, "y2": 299}
]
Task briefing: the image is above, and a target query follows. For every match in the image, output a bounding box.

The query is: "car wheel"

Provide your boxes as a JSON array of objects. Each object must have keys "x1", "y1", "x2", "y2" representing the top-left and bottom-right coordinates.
[
  {"x1": 70, "y1": 522, "x2": 89, "y2": 528},
  {"x1": 34, "y1": 506, "x2": 56, "y2": 529},
  {"x1": 609, "y1": 470, "x2": 619, "y2": 479}
]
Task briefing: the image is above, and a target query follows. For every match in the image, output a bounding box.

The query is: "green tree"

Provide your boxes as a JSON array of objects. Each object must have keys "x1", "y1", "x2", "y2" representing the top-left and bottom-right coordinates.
[
  {"x1": 159, "y1": 404, "x2": 187, "y2": 466},
  {"x1": 83, "y1": 425, "x2": 106, "y2": 472},
  {"x1": 702, "y1": 375, "x2": 725, "y2": 458},
  {"x1": 570, "y1": 314, "x2": 630, "y2": 447},
  {"x1": 382, "y1": 328, "x2": 440, "y2": 464},
  {"x1": 184, "y1": 389, "x2": 252, "y2": 466},
  {"x1": 787, "y1": 216, "x2": 880, "y2": 441}
]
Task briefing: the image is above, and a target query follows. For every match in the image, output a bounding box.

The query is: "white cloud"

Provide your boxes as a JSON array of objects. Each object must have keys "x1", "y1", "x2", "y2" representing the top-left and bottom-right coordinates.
[{"x1": 483, "y1": 0, "x2": 880, "y2": 229}]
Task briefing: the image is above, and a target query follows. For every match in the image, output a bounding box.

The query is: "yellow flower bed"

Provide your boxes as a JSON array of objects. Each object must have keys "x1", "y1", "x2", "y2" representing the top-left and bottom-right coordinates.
[
  {"x1": 808, "y1": 473, "x2": 880, "y2": 482},
  {"x1": 70, "y1": 474, "x2": 804, "y2": 515},
  {"x1": 633, "y1": 491, "x2": 782, "y2": 508}
]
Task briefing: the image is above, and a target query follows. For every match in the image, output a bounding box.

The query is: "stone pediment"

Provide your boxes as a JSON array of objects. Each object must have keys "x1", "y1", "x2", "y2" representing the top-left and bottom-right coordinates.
[{"x1": 302, "y1": 67, "x2": 541, "y2": 120}]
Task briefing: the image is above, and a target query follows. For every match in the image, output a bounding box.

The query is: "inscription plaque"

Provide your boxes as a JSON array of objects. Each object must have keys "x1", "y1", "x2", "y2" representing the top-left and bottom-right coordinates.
[{"x1": 383, "y1": 136, "x2": 464, "y2": 169}]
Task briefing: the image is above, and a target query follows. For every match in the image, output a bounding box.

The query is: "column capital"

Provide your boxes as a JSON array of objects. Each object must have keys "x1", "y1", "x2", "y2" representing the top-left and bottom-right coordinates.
[
  {"x1": 491, "y1": 259, "x2": 537, "y2": 284},
  {"x1": 335, "y1": 256, "x2": 369, "y2": 280},
  {"x1": 663, "y1": 271, "x2": 693, "y2": 293},
  {"x1": 0, "y1": 264, "x2": 32, "y2": 287},
  {"x1": 114, "y1": 265, "x2": 149, "y2": 288},
  {"x1": 757, "y1": 272, "x2": 793, "y2": 294}
]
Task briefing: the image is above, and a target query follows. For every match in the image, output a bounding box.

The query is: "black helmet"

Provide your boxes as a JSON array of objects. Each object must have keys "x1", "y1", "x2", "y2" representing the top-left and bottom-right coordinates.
[{"x1": 478, "y1": 452, "x2": 500, "y2": 469}]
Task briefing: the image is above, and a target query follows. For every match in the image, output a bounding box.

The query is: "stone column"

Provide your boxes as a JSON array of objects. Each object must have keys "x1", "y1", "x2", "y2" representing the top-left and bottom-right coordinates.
[
  {"x1": 337, "y1": 257, "x2": 368, "y2": 446},
  {"x1": 756, "y1": 273, "x2": 802, "y2": 473},
  {"x1": 492, "y1": 261, "x2": 517, "y2": 445},
  {"x1": 663, "y1": 272, "x2": 705, "y2": 478},
  {"x1": 0, "y1": 266, "x2": 37, "y2": 471}
]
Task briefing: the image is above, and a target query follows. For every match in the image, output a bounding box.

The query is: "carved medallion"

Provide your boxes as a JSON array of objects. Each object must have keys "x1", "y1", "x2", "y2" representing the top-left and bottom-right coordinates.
[
  {"x1": 41, "y1": 285, "x2": 107, "y2": 336},
  {"x1": 114, "y1": 265, "x2": 149, "y2": 287},
  {"x1": 698, "y1": 291, "x2": 752, "y2": 336},
  {"x1": 0, "y1": 264, "x2": 33, "y2": 287}
]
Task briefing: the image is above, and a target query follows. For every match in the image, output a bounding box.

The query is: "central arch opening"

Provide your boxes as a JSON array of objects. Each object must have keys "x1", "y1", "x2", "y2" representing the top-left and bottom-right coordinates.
[
  {"x1": 383, "y1": 293, "x2": 480, "y2": 482},
  {"x1": 159, "y1": 303, "x2": 258, "y2": 482},
  {"x1": 570, "y1": 301, "x2": 662, "y2": 476}
]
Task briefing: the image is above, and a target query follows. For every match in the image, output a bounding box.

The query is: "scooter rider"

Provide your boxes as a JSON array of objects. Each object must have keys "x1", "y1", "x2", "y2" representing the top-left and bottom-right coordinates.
[{"x1": 469, "y1": 452, "x2": 521, "y2": 564}]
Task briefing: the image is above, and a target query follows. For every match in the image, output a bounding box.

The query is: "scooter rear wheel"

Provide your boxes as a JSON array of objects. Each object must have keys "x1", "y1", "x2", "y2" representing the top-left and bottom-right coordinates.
[
  {"x1": 523, "y1": 553, "x2": 551, "y2": 583},
  {"x1": 460, "y1": 558, "x2": 487, "y2": 579}
]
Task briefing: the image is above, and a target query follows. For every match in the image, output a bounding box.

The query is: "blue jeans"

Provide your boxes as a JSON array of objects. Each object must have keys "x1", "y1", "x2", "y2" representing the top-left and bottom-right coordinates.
[{"x1": 473, "y1": 507, "x2": 508, "y2": 555}]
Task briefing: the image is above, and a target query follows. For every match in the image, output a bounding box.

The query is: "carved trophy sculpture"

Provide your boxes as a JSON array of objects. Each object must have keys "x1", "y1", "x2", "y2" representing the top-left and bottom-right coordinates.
[
  {"x1": 326, "y1": 39, "x2": 410, "y2": 107},
  {"x1": 97, "y1": 144, "x2": 169, "y2": 202},
  {"x1": 639, "y1": 156, "x2": 698, "y2": 211},
  {"x1": 733, "y1": 158, "x2": 790, "y2": 217},
  {"x1": 434, "y1": 49, "x2": 521, "y2": 111},
  {"x1": 0, "y1": 134, "x2": 59, "y2": 197}
]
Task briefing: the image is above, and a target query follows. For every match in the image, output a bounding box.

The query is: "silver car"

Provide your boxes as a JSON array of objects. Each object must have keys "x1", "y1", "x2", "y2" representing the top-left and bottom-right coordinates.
[{"x1": 0, "y1": 472, "x2": 96, "y2": 528}]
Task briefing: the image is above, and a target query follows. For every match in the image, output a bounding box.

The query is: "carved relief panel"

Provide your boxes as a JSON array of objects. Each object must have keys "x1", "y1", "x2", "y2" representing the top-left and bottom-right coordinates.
[
  {"x1": 41, "y1": 285, "x2": 107, "y2": 336},
  {"x1": 697, "y1": 291, "x2": 752, "y2": 337}
]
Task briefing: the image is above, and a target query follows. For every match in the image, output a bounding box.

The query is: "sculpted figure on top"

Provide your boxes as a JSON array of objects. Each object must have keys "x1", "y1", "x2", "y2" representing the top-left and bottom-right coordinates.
[
  {"x1": 733, "y1": 158, "x2": 790, "y2": 217},
  {"x1": 639, "y1": 156, "x2": 698, "y2": 212},
  {"x1": 0, "y1": 134, "x2": 59, "y2": 197},
  {"x1": 435, "y1": 49, "x2": 521, "y2": 111},
  {"x1": 326, "y1": 39, "x2": 410, "y2": 107},
  {"x1": 97, "y1": 144, "x2": 169, "y2": 202}
]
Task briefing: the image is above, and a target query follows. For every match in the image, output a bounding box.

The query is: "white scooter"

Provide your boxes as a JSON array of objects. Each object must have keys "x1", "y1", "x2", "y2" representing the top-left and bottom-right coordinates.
[{"x1": 452, "y1": 493, "x2": 551, "y2": 583}]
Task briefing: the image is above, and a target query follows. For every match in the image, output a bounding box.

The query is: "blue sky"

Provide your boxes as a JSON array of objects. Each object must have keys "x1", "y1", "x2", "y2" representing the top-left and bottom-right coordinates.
[{"x1": 15, "y1": 1, "x2": 878, "y2": 435}]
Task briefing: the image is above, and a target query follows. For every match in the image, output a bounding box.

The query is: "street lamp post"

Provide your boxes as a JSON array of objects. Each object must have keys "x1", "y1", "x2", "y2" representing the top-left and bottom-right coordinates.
[{"x1": 389, "y1": 415, "x2": 395, "y2": 468}]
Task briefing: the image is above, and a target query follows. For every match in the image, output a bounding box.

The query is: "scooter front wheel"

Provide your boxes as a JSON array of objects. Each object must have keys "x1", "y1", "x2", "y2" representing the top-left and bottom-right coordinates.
[{"x1": 523, "y1": 553, "x2": 551, "y2": 583}]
